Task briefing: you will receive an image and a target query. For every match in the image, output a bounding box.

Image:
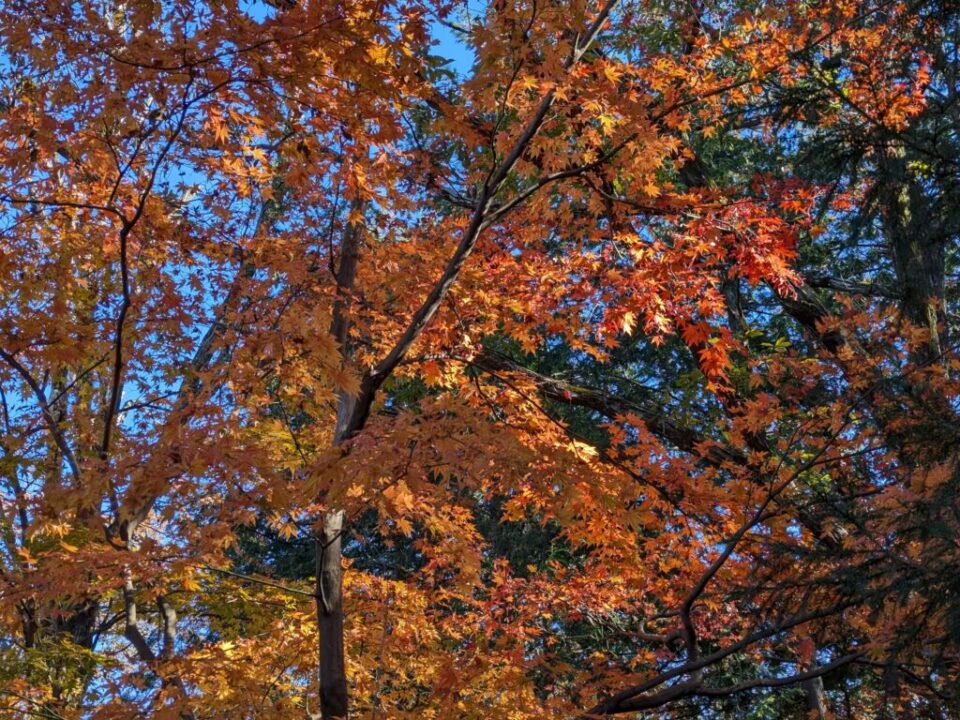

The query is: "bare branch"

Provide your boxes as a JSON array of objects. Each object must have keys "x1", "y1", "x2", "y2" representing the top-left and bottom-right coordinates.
[{"x1": 0, "y1": 348, "x2": 81, "y2": 482}]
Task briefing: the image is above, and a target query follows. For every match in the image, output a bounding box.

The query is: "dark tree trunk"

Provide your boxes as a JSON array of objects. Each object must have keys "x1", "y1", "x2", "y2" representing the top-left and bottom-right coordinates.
[
  {"x1": 877, "y1": 147, "x2": 948, "y2": 362},
  {"x1": 317, "y1": 509, "x2": 348, "y2": 719}
]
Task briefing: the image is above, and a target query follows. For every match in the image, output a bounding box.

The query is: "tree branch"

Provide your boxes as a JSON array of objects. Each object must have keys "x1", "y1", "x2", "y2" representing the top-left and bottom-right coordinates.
[
  {"x1": 0, "y1": 348, "x2": 81, "y2": 482},
  {"x1": 341, "y1": 0, "x2": 622, "y2": 438}
]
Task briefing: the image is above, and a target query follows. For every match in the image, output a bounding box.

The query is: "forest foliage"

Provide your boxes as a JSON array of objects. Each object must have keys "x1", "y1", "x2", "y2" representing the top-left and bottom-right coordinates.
[{"x1": 0, "y1": 0, "x2": 959, "y2": 718}]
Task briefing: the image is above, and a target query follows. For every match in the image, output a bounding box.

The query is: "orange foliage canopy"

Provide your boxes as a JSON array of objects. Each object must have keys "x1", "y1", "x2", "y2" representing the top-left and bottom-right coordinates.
[{"x1": 0, "y1": 0, "x2": 953, "y2": 718}]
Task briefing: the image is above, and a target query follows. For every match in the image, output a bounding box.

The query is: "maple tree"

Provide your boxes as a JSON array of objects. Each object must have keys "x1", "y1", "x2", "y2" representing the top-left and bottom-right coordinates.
[{"x1": 0, "y1": 0, "x2": 957, "y2": 718}]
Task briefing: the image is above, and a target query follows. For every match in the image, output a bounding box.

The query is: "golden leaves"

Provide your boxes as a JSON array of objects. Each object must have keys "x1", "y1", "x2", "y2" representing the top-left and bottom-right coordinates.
[{"x1": 0, "y1": 0, "x2": 948, "y2": 716}]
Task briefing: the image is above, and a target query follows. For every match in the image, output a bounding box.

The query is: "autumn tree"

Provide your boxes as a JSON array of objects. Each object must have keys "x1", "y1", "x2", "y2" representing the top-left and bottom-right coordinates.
[{"x1": 0, "y1": 1, "x2": 956, "y2": 719}]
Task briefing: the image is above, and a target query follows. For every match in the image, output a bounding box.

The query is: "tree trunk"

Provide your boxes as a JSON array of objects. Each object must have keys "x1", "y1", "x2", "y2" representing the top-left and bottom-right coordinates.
[
  {"x1": 316, "y1": 205, "x2": 363, "y2": 719},
  {"x1": 317, "y1": 509, "x2": 347, "y2": 719},
  {"x1": 805, "y1": 676, "x2": 828, "y2": 719},
  {"x1": 877, "y1": 147, "x2": 947, "y2": 362}
]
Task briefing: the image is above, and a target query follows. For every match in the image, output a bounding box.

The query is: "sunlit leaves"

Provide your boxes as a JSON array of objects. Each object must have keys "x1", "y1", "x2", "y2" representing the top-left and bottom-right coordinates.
[{"x1": 0, "y1": 0, "x2": 949, "y2": 718}]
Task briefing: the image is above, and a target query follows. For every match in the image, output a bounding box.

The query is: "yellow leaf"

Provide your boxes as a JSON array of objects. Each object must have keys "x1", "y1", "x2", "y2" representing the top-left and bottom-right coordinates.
[{"x1": 367, "y1": 44, "x2": 390, "y2": 65}]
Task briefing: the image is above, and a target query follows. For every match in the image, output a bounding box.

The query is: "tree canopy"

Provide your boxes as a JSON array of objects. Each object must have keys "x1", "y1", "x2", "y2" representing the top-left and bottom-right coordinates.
[{"x1": 1, "y1": 0, "x2": 958, "y2": 718}]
